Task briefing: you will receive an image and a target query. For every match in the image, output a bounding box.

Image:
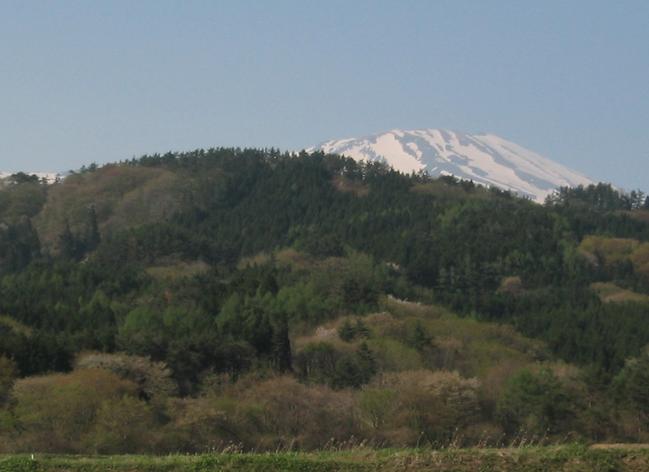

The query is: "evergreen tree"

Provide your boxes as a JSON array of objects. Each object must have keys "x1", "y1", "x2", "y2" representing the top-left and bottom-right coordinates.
[
  {"x1": 338, "y1": 319, "x2": 356, "y2": 342},
  {"x1": 59, "y1": 220, "x2": 79, "y2": 260},
  {"x1": 356, "y1": 341, "x2": 376, "y2": 380},
  {"x1": 271, "y1": 316, "x2": 292, "y2": 373},
  {"x1": 354, "y1": 319, "x2": 370, "y2": 338},
  {"x1": 332, "y1": 356, "x2": 363, "y2": 389},
  {"x1": 85, "y1": 205, "x2": 101, "y2": 251},
  {"x1": 410, "y1": 321, "x2": 432, "y2": 352}
]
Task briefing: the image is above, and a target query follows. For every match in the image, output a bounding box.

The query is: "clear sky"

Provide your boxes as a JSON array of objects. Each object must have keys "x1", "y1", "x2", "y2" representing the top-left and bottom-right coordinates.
[{"x1": 1, "y1": 1, "x2": 648, "y2": 189}]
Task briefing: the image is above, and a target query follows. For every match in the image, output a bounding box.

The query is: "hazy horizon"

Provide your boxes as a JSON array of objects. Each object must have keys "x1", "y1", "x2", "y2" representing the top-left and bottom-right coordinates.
[{"x1": 1, "y1": 1, "x2": 648, "y2": 189}]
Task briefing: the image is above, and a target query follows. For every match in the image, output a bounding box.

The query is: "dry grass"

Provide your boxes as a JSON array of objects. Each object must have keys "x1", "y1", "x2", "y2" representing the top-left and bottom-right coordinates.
[
  {"x1": 145, "y1": 260, "x2": 210, "y2": 282},
  {"x1": 0, "y1": 315, "x2": 32, "y2": 337},
  {"x1": 579, "y1": 236, "x2": 639, "y2": 265},
  {"x1": 579, "y1": 236, "x2": 649, "y2": 281},
  {"x1": 590, "y1": 282, "x2": 649, "y2": 304},
  {"x1": 381, "y1": 296, "x2": 448, "y2": 319}
]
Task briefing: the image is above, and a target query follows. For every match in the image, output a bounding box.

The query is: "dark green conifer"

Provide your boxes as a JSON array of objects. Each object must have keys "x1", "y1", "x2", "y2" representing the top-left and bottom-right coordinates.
[
  {"x1": 271, "y1": 316, "x2": 292, "y2": 373},
  {"x1": 338, "y1": 319, "x2": 356, "y2": 342},
  {"x1": 85, "y1": 205, "x2": 101, "y2": 251}
]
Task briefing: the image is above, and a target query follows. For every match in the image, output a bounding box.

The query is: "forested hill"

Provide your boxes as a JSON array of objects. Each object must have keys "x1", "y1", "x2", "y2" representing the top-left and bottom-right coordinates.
[
  {"x1": 1, "y1": 148, "x2": 649, "y2": 373},
  {"x1": 2, "y1": 148, "x2": 649, "y2": 451}
]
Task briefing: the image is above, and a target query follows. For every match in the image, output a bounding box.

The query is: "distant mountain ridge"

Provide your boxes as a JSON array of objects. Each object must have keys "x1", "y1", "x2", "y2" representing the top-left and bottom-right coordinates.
[{"x1": 309, "y1": 128, "x2": 594, "y2": 202}]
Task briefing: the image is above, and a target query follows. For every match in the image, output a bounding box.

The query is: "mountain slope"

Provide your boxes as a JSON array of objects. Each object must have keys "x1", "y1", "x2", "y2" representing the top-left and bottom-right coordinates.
[{"x1": 310, "y1": 129, "x2": 594, "y2": 202}]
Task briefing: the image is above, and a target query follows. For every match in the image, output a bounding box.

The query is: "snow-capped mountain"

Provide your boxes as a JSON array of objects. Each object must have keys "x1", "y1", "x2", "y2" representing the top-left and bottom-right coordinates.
[{"x1": 310, "y1": 129, "x2": 594, "y2": 202}]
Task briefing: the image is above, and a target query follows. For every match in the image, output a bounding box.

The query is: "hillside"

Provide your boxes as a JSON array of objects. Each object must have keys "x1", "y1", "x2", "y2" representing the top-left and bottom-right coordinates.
[
  {"x1": 310, "y1": 129, "x2": 594, "y2": 201},
  {"x1": 1, "y1": 148, "x2": 649, "y2": 453}
]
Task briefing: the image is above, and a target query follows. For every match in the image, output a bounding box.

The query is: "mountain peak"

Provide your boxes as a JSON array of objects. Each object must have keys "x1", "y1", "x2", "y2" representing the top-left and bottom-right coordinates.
[{"x1": 309, "y1": 128, "x2": 594, "y2": 202}]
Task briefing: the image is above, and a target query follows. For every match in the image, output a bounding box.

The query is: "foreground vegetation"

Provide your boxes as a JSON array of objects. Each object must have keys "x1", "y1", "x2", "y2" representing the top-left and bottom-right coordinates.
[
  {"x1": 1, "y1": 149, "x2": 649, "y2": 453},
  {"x1": 3, "y1": 445, "x2": 649, "y2": 471}
]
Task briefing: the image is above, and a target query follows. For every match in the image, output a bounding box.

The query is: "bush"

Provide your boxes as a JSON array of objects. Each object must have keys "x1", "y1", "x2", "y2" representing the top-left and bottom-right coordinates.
[
  {"x1": 378, "y1": 370, "x2": 482, "y2": 446},
  {"x1": 10, "y1": 369, "x2": 137, "y2": 452},
  {"x1": 243, "y1": 376, "x2": 357, "y2": 450},
  {"x1": 87, "y1": 396, "x2": 157, "y2": 453},
  {"x1": 496, "y1": 368, "x2": 573, "y2": 437},
  {"x1": 75, "y1": 351, "x2": 178, "y2": 401}
]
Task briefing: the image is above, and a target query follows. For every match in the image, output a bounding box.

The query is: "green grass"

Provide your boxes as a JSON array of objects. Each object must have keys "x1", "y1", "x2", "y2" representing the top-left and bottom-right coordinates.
[{"x1": 3, "y1": 445, "x2": 649, "y2": 472}]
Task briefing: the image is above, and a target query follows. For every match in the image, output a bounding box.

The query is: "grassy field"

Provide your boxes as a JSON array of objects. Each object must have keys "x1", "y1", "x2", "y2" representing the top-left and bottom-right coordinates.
[{"x1": 3, "y1": 445, "x2": 649, "y2": 472}]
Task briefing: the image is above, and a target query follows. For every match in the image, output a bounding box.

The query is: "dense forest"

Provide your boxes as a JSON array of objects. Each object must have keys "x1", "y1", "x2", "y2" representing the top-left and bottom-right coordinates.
[{"x1": 1, "y1": 148, "x2": 649, "y2": 453}]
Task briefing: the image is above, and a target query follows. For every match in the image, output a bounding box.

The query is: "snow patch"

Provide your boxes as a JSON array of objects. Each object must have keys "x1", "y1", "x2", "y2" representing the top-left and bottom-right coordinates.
[{"x1": 309, "y1": 128, "x2": 595, "y2": 202}]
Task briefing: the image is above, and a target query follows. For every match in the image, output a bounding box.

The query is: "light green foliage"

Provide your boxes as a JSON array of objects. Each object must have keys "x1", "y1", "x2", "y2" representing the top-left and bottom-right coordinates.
[
  {"x1": 357, "y1": 388, "x2": 398, "y2": 429},
  {"x1": 274, "y1": 282, "x2": 334, "y2": 323},
  {"x1": 87, "y1": 396, "x2": 156, "y2": 454},
  {"x1": 119, "y1": 305, "x2": 212, "y2": 351},
  {"x1": 10, "y1": 369, "x2": 138, "y2": 452},
  {"x1": 366, "y1": 338, "x2": 423, "y2": 372}
]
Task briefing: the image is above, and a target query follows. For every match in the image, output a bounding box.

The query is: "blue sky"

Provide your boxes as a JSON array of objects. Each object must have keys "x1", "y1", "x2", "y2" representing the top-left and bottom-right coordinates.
[{"x1": 1, "y1": 1, "x2": 648, "y2": 189}]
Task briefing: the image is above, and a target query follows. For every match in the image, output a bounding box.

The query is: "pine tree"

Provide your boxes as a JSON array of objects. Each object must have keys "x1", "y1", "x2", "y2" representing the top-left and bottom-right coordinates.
[
  {"x1": 354, "y1": 319, "x2": 370, "y2": 338},
  {"x1": 338, "y1": 319, "x2": 356, "y2": 342},
  {"x1": 271, "y1": 316, "x2": 292, "y2": 373},
  {"x1": 59, "y1": 220, "x2": 78, "y2": 260},
  {"x1": 332, "y1": 356, "x2": 362, "y2": 389},
  {"x1": 85, "y1": 205, "x2": 101, "y2": 251},
  {"x1": 411, "y1": 322, "x2": 432, "y2": 351},
  {"x1": 356, "y1": 342, "x2": 376, "y2": 380}
]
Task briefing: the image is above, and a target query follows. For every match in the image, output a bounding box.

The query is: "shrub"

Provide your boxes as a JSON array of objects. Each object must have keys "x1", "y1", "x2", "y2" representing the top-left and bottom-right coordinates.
[
  {"x1": 75, "y1": 351, "x2": 178, "y2": 401},
  {"x1": 87, "y1": 396, "x2": 157, "y2": 454},
  {"x1": 243, "y1": 376, "x2": 357, "y2": 450},
  {"x1": 357, "y1": 387, "x2": 398, "y2": 430},
  {"x1": 496, "y1": 367, "x2": 573, "y2": 437},
  {"x1": 11, "y1": 369, "x2": 137, "y2": 452},
  {"x1": 378, "y1": 370, "x2": 482, "y2": 446}
]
